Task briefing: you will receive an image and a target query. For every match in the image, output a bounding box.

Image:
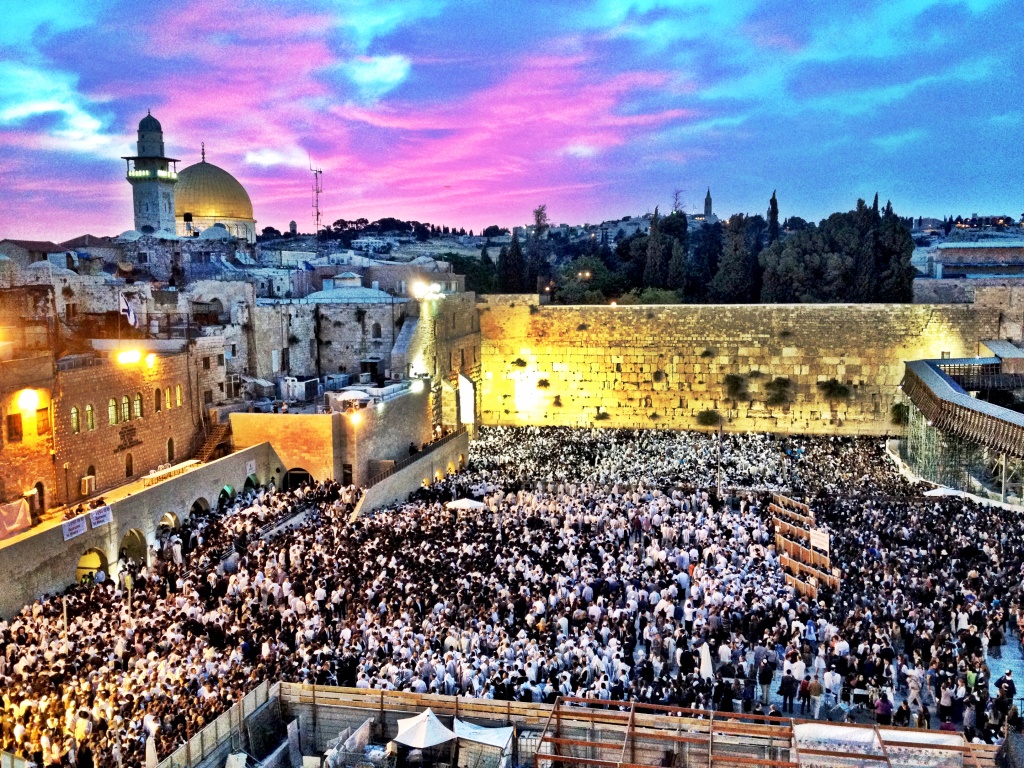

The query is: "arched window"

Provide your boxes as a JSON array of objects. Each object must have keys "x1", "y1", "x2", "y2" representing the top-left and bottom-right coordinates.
[
  {"x1": 175, "y1": 384, "x2": 182, "y2": 407},
  {"x1": 121, "y1": 396, "x2": 130, "y2": 422},
  {"x1": 71, "y1": 406, "x2": 80, "y2": 434},
  {"x1": 165, "y1": 387, "x2": 172, "y2": 410},
  {"x1": 125, "y1": 452, "x2": 134, "y2": 477},
  {"x1": 134, "y1": 392, "x2": 143, "y2": 419},
  {"x1": 155, "y1": 389, "x2": 162, "y2": 413},
  {"x1": 108, "y1": 398, "x2": 118, "y2": 425},
  {"x1": 167, "y1": 437, "x2": 175, "y2": 463},
  {"x1": 85, "y1": 404, "x2": 95, "y2": 431},
  {"x1": 87, "y1": 464, "x2": 95, "y2": 477},
  {"x1": 371, "y1": 322, "x2": 382, "y2": 339}
]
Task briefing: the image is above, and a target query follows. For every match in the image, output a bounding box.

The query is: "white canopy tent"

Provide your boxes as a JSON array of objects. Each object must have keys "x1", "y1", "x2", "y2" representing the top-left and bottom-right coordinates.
[
  {"x1": 453, "y1": 720, "x2": 513, "y2": 750},
  {"x1": 394, "y1": 709, "x2": 457, "y2": 749}
]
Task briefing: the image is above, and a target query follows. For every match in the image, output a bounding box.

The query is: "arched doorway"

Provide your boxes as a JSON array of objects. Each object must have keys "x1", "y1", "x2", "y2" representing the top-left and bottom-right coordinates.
[
  {"x1": 118, "y1": 529, "x2": 147, "y2": 566},
  {"x1": 243, "y1": 474, "x2": 258, "y2": 493},
  {"x1": 34, "y1": 481, "x2": 45, "y2": 513},
  {"x1": 167, "y1": 437, "x2": 175, "y2": 463},
  {"x1": 282, "y1": 468, "x2": 311, "y2": 491},
  {"x1": 190, "y1": 497, "x2": 211, "y2": 517},
  {"x1": 458, "y1": 453, "x2": 466, "y2": 469},
  {"x1": 218, "y1": 485, "x2": 235, "y2": 507},
  {"x1": 158, "y1": 512, "x2": 179, "y2": 531},
  {"x1": 76, "y1": 549, "x2": 109, "y2": 582}
]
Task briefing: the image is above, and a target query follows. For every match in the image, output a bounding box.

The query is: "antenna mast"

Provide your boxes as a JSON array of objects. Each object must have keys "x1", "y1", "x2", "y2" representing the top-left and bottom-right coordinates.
[{"x1": 310, "y1": 160, "x2": 323, "y2": 240}]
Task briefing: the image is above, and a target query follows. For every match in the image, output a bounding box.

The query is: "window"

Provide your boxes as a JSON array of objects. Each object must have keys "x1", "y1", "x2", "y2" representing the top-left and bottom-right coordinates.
[
  {"x1": 203, "y1": 356, "x2": 211, "y2": 370},
  {"x1": 138, "y1": 253, "x2": 148, "y2": 264},
  {"x1": 7, "y1": 413, "x2": 23, "y2": 442},
  {"x1": 155, "y1": 389, "x2": 162, "y2": 413},
  {"x1": 121, "y1": 396, "x2": 130, "y2": 422},
  {"x1": 203, "y1": 390, "x2": 213, "y2": 405},
  {"x1": 85, "y1": 404, "x2": 95, "y2": 431},
  {"x1": 71, "y1": 406, "x2": 80, "y2": 434},
  {"x1": 125, "y1": 452, "x2": 134, "y2": 477},
  {"x1": 134, "y1": 393, "x2": 143, "y2": 419},
  {"x1": 217, "y1": 353, "x2": 224, "y2": 366},
  {"x1": 87, "y1": 464, "x2": 95, "y2": 478},
  {"x1": 371, "y1": 322, "x2": 382, "y2": 339},
  {"x1": 108, "y1": 398, "x2": 118, "y2": 425},
  {"x1": 175, "y1": 384, "x2": 182, "y2": 407},
  {"x1": 165, "y1": 388, "x2": 172, "y2": 410},
  {"x1": 36, "y1": 408, "x2": 50, "y2": 436},
  {"x1": 167, "y1": 437, "x2": 175, "y2": 463},
  {"x1": 230, "y1": 344, "x2": 237, "y2": 358}
]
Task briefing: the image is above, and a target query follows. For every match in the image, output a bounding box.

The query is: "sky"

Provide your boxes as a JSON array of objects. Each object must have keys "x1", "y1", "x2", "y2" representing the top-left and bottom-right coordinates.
[{"x1": 1, "y1": 0, "x2": 1021, "y2": 242}]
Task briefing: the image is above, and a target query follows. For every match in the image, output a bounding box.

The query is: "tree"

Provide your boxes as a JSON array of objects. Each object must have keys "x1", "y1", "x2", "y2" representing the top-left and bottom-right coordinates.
[
  {"x1": 667, "y1": 238, "x2": 687, "y2": 291},
  {"x1": 643, "y1": 208, "x2": 667, "y2": 289},
  {"x1": 482, "y1": 225, "x2": 507, "y2": 238},
  {"x1": 532, "y1": 205, "x2": 550, "y2": 239},
  {"x1": 709, "y1": 214, "x2": 754, "y2": 303},
  {"x1": 672, "y1": 189, "x2": 684, "y2": 213},
  {"x1": 767, "y1": 190, "x2": 780, "y2": 245},
  {"x1": 498, "y1": 235, "x2": 525, "y2": 292},
  {"x1": 481, "y1": 242, "x2": 490, "y2": 262}
]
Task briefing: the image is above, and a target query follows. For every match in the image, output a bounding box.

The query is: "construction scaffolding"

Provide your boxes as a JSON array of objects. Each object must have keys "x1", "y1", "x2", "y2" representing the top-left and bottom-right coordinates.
[{"x1": 902, "y1": 402, "x2": 984, "y2": 492}]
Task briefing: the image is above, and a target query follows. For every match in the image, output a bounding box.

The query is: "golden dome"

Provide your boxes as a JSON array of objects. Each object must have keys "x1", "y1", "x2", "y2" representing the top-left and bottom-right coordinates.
[{"x1": 174, "y1": 160, "x2": 254, "y2": 220}]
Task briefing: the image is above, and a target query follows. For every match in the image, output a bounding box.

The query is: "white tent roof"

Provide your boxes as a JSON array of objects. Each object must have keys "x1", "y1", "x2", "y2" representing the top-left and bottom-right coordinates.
[
  {"x1": 453, "y1": 719, "x2": 513, "y2": 751},
  {"x1": 394, "y1": 709, "x2": 456, "y2": 749},
  {"x1": 446, "y1": 498, "x2": 487, "y2": 510},
  {"x1": 335, "y1": 390, "x2": 371, "y2": 401}
]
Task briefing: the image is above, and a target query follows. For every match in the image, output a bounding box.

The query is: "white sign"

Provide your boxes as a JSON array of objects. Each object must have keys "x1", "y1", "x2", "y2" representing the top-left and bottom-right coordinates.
[
  {"x1": 62, "y1": 516, "x2": 88, "y2": 541},
  {"x1": 809, "y1": 528, "x2": 830, "y2": 554},
  {"x1": 89, "y1": 506, "x2": 112, "y2": 528},
  {"x1": 246, "y1": 459, "x2": 257, "y2": 475}
]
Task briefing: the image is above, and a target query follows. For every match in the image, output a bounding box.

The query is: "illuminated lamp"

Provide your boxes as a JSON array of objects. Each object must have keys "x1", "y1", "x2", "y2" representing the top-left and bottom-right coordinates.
[
  {"x1": 410, "y1": 379, "x2": 426, "y2": 393},
  {"x1": 16, "y1": 388, "x2": 40, "y2": 412},
  {"x1": 348, "y1": 411, "x2": 363, "y2": 425},
  {"x1": 117, "y1": 350, "x2": 142, "y2": 364},
  {"x1": 411, "y1": 282, "x2": 428, "y2": 299}
]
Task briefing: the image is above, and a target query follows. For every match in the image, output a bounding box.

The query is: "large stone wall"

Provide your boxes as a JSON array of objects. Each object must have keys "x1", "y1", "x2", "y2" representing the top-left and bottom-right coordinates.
[{"x1": 479, "y1": 297, "x2": 1000, "y2": 434}]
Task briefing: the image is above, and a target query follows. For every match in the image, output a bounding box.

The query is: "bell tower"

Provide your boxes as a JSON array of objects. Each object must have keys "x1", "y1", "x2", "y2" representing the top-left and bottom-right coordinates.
[
  {"x1": 704, "y1": 188, "x2": 713, "y2": 218},
  {"x1": 122, "y1": 112, "x2": 178, "y2": 233}
]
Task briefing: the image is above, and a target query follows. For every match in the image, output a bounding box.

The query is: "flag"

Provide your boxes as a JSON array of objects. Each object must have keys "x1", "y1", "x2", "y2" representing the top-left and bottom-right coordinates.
[{"x1": 119, "y1": 293, "x2": 138, "y2": 328}]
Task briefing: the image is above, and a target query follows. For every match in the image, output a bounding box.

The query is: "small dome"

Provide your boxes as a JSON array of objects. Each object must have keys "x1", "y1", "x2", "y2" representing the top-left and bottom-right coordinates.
[
  {"x1": 117, "y1": 230, "x2": 143, "y2": 242},
  {"x1": 199, "y1": 226, "x2": 234, "y2": 240},
  {"x1": 175, "y1": 160, "x2": 254, "y2": 220},
  {"x1": 139, "y1": 112, "x2": 162, "y2": 133}
]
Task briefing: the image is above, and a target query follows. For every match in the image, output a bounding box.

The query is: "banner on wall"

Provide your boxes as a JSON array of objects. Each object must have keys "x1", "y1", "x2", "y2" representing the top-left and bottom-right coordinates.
[
  {"x1": 246, "y1": 460, "x2": 257, "y2": 475},
  {"x1": 0, "y1": 498, "x2": 32, "y2": 541},
  {"x1": 89, "y1": 506, "x2": 112, "y2": 528},
  {"x1": 62, "y1": 516, "x2": 88, "y2": 541}
]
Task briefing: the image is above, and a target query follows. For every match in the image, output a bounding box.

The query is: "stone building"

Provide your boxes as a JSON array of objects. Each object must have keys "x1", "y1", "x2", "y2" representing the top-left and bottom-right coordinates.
[{"x1": 122, "y1": 112, "x2": 179, "y2": 234}]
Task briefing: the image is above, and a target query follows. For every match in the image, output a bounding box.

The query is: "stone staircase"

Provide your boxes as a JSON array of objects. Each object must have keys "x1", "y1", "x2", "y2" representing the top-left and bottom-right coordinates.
[{"x1": 195, "y1": 422, "x2": 231, "y2": 463}]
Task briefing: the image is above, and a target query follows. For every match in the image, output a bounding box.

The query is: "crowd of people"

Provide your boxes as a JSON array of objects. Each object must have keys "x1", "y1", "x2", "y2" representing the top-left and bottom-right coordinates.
[{"x1": 1, "y1": 426, "x2": 1023, "y2": 767}]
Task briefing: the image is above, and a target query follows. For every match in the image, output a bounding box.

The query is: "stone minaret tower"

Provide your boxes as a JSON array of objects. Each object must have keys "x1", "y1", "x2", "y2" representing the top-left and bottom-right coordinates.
[
  {"x1": 122, "y1": 112, "x2": 178, "y2": 233},
  {"x1": 704, "y1": 188, "x2": 713, "y2": 218}
]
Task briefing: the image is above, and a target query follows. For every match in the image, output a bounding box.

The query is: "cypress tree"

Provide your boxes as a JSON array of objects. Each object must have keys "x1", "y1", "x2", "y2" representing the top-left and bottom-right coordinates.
[
  {"x1": 643, "y1": 208, "x2": 666, "y2": 289},
  {"x1": 768, "y1": 190, "x2": 780, "y2": 245}
]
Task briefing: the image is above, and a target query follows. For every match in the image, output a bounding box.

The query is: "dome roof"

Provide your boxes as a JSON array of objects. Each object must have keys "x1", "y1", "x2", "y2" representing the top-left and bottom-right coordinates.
[
  {"x1": 139, "y1": 113, "x2": 162, "y2": 132},
  {"x1": 175, "y1": 160, "x2": 254, "y2": 220}
]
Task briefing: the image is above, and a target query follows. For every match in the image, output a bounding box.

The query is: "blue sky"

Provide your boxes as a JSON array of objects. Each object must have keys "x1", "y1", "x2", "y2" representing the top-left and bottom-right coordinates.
[{"x1": 0, "y1": 0, "x2": 1020, "y2": 239}]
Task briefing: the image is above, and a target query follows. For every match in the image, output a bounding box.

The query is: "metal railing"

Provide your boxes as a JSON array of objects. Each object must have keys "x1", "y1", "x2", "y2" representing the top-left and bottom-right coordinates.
[{"x1": 364, "y1": 426, "x2": 467, "y2": 488}]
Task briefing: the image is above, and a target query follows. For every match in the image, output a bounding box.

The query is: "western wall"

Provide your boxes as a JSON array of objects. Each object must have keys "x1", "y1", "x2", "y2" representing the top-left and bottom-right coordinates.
[{"x1": 478, "y1": 297, "x2": 1001, "y2": 435}]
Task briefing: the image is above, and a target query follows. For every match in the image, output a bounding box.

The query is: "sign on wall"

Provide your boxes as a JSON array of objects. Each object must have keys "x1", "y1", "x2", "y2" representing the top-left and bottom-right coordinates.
[
  {"x1": 809, "y1": 528, "x2": 830, "y2": 554},
  {"x1": 62, "y1": 516, "x2": 88, "y2": 541},
  {"x1": 89, "y1": 506, "x2": 112, "y2": 528},
  {"x1": 246, "y1": 459, "x2": 257, "y2": 475}
]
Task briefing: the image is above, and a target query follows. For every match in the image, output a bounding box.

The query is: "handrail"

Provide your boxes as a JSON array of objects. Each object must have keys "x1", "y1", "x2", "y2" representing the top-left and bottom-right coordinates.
[{"x1": 364, "y1": 426, "x2": 467, "y2": 488}]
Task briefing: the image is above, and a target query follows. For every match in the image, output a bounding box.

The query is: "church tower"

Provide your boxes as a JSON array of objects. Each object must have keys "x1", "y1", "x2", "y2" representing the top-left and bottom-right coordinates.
[
  {"x1": 704, "y1": 188, "x2": 713, "y2": 218},
  {"x1": 122, "y1": 112, "x2": 178, "y2": 233}
]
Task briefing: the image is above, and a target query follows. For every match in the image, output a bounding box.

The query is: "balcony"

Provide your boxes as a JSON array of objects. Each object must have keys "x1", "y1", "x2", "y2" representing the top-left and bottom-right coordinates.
[{"x1": 127, "y1": 169, "x2": 177, "y2": 180}]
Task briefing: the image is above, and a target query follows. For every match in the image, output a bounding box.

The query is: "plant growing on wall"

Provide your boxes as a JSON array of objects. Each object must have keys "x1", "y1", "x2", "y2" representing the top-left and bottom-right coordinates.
[
  {"x1": 765, "y1": 377, "x2": 793, "y2": 406},
  {"x1": 891, "y1": 402, "x2": 909, "y2": 426},
  {"x1": 649, "y1": 412, "x2": 660, "y2": 421},
  {"x1": 594, "y1": 411, "x2": 611, "y2": 421},
  {"x1": 287, "y1": 334, "x2": 300, "y2": 345},
  {"x1": 696, "y1": 409, "x2": 722, "y2": 427},
  {"x1": 700, "y1": 348, "x2": 715, "y2": 358},
  {"x1": 512, "y1": 358, "x2": 527, "y2": 367},
  {"x1": 723, "y1": 373, "x2": 748, "y2": 401},
  {"x1": 537, "y1": 378, "x2": 550, "y2": 388},
  {"x1": 577, "y1": 323, "x2": 589, "y2": 331},
  {"x1": 817, "y1": 378, "x2": 851, "y2": 399},
  {"x1": 553, "y1": 395, "x2": 562, "y2": 407},
  {"x1": 653, "y1": 371, "x2": 664, "y2": 383}
]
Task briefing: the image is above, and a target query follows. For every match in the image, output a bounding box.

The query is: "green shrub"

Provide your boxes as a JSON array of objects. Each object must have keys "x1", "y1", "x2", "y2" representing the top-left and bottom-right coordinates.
[
  {"x1": 696, "y1": 409, "x2": 722, "y2": 427},
  {"x1": 653, "y1": 371, "x2": 664, "y2": 383},
  {"x1": 594, "y1": 411, "x2": 611, "y2": 421},
  {"x1": 512, "y1": 358, "x2": 527, "y2": 367},
  {"x1": 723, "y1": 373, "x2": 747, "y2": 399},
  {"x1": 553, "y1": 395, "x2": 562, "y2": 407},
  {"x1": 537, "y1": 378, "x2": 550, "y2": 388},
  {"x1": 817, "y1": 378, "x2": 851, "y2": 399},
  {"x1": 700, "y1": 349, "x2": 715, "y2": 358},
  {"x1": 577, "y1": 323, "x2": 589, "y2": 331}
]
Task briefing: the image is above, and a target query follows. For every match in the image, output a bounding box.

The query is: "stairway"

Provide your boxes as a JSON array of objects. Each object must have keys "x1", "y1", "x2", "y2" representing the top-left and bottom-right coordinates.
[{"x1": 195, "y1": 422, "x2": 231, "y2": 463}]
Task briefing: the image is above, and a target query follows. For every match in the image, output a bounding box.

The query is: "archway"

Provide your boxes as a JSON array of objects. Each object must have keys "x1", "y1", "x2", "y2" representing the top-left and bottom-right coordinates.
[
  {"x1": 190, "y1": 497, "x2": 211, "y2": 516},
  {"x1": 243, "y1": 474, "x2": 258, "y2": 493},
  {"x1": 282, "y1": 468, "x2": 312, "y2": 491},
  {"x1": 447, "y1": 461, "x2": 456, "y2": 475},
  {"x1": 158, "y1": 512, "x2": 179, "y2": 530},
  {"x1": 34, "y1": 481, "x2": 45, "y2": 513},
  {"x1": 118, "y1": 529, "x2": 147, "y2": 566},
  {"x1": 76, "y1": 549, "x2": 109, "y2": 582},
  {"x1": 218, "y1": 485, "x2": 235, "y2": 507},
  {"x1": 458, "y1": 453, "x2": 466, "y2": 469}
]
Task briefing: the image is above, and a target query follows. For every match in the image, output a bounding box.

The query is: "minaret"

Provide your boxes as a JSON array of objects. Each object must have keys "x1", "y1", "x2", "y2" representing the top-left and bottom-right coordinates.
[
  {"x1": 122, "y1": 112, "x2": 178, "y2": 233},
  {"x1": 704, "y1": 188, "x2": 713, "y2": 218}
]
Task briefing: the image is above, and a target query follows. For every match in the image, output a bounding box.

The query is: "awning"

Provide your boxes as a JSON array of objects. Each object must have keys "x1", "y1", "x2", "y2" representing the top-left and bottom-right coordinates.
[
  {"x1": 394, "y1": 709, "x2": 456, "y2": 749},
  {"x1": 454, "y1": 720, "x2": 513, "y2": 751},
  {"x1": 445, "y1": 498, "x2": 487, "y2": 510}
]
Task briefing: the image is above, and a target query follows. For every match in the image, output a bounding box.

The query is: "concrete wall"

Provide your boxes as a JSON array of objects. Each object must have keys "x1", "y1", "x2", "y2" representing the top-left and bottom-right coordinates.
[
  {"x1": 478, "y1": 297, "x2": 1000, "y2": 435},
  {"x1": 356, "y1": 429, "x2": 469, "y2": 514},
  {"x1": 231, "y1": 413, "x2": 342, "y2": 482},
  {"x1": 0, "y1": 443, "x2": 275, "y2": 619}
]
